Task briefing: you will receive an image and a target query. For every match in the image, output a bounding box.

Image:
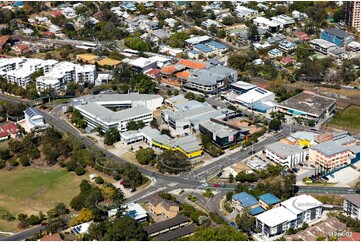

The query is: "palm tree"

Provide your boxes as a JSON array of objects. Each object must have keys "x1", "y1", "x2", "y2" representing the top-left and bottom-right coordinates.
[{"x1": 95, "y1": 126, "x2": 103, "y2": 136}]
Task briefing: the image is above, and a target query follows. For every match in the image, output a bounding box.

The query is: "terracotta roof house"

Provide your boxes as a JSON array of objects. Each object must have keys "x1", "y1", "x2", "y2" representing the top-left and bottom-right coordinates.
[
  {"x1": 0, "y1": 122, "x2": 20, "y2": 141},
  {"x1": 281, "y1": 57, "x2": 296, "y2": 65},
  {"x1": 177, "y1": 59, "x2": 206, "y2": 70},
  {"x1": 294, "y1": 31, "x2": 310, "y2": 41},
  {"x1": 39, "y1": 233, "x2": 63, "y2": 241},
  {"x1": 51, "y1": 10, "x2": 63, "y2": 17},
  {"x1": 13, "y1": 44, "x2": 31, "y2": 55},
  {"x1": 0, "y1": 35, "x2": 10, "y2": 49}
]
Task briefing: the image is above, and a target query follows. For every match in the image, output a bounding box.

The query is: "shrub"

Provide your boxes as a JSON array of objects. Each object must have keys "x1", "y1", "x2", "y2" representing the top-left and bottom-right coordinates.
[
  {"x1": 75, "y1": 166, "x2": 86, "y2": 176},
  {"x1": 95, "y1": 176, "x2": 104, "y2": 184}
]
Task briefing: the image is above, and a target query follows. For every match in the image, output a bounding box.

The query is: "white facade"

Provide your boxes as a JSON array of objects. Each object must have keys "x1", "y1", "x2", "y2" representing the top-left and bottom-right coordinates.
[
  {"x1": 265, "y1": 142, "x2": 307, "y2": 167},
  {"x1": 256, "y1": 195, "x2": 323, "y2": 239}
]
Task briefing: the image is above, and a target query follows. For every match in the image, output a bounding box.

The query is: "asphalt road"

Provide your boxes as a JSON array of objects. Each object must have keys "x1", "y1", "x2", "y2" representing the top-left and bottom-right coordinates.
[
  {"x1": 297, "y1": 185, "x2": 356, "y2": 194},
  {"x1": 0, "y1": 226, "x2": 45, "y2": 241}
]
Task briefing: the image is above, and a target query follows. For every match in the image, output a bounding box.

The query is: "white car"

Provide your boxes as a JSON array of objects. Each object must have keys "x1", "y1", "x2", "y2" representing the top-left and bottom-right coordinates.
[{"x1": 202, "y1": 183, "x2": 208, "y2": 187}]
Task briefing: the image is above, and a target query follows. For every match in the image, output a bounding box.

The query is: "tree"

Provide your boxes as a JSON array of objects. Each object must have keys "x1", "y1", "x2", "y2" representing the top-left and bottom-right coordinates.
[
  {"x1": 17, "y1": 213, "x2": 29, "y2": 229},
  {"x1": 160, "y1": 129, "x2": 170, "y2": 136},
  {"x1": 222, "y1": 16, "x2": 235, "y2": 26},
  {"x1": 95, "y1": 176, "x2": 105, "y2": 184},
  {"x1": 75, "y1": 166, "x2": 86, "y2": 176},
  {"x1": 135, "y1": 148, "x2": 155, "y2": 165},
  {"x1": 19, "y1": 154, "x2": 30, "y2": 166},
  {"x1": 157, "y1": 150, "x2": 190, "y2": 174},
  {"x1": 248, "y1": 24, "x2": 260, "y2": 42},
  {"x1": 226, "y1": 192, "x2": 233, "y2": 201},
  {"x1": 187, "y1": 225, "x2": 247, "y2": 241},
  {"x1": 333, "y1": 5, "x2": 345, "y2": 22},
  {"x1": 102, "y1": 216, "x2": 147, "y2": 241},
  {"x1": 209, "y1": 24, "x2": 219, "y2": 36},
  {"x1": 268, "y1": 118, "x2": 282, "y2": 131},
  {"x1": 236, "y1": 208, "x2": 255, "y2": 233},
  {"x1": 95, "y1": 126, "x2": 103, "y2": 136},
  {"x1": 229, "y1": 173, "x2": 234, "y2": 183},
  {"x1": 0, "y1": 148, "x2": 11, "y2": 160},
  {"x1": 69, "y1": 208, "x2": 94, "y2": 226},
  {"x1": 104, "y1": 128, "x2": 120, "y2": 145},
  {"x1": 150, "y1": 119, "x2": 158, "y2": 128}
]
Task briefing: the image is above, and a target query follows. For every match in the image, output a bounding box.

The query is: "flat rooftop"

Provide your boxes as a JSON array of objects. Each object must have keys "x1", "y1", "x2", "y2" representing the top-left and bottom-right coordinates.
[
  {"x1": 265, "y1": 141, "x2": 304, "y2": 159},
  {"x1": 200, "y1": 120, "x2": 239, "y2": 138},
  {"x1": 311, "y1": 140, "x2": 349, "y2": 156},
  {"x1": 256, "y1": 206, "x2": 297, "y2": 227},
  {"x1": 278, "y1": 91, "x2": 336, "y2": 116}
]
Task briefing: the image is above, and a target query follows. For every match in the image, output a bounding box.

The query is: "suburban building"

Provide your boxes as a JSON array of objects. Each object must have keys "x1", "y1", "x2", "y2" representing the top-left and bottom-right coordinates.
[
  {"x1": 76, "y1": 54, "x2": 121, "y2": 68},
  {"x1": 345, "y1": 1, "x2": 360, "y2": 31},
  {"x1": 150, "y1": 29, "x2": 171, "y2": 44},
  {"x1": 309, "y1": 140, "x2": 350, "y2": 169},
  {"x1": 108, "y1": 203, "x2": 148, "y2": 222},
  {"x1": 343, "y1": 194, "x2": 360, "y2": 219},
  {"x1": 271, "y1": 14, "x2": 295, "y2": 28},
  {"x1": 321, "y1": 28, "x2": 354, "y2": 47},
  {"x1": 230, "y1": 81, "x2": 257, "y2": 94},
  {"x1": 198, "y1": 120, "x2": 245, "y2": 148},
  {"x1": 283, "y1": 131, "x2": 319, "y2": 148},
  {"x1": 268, "y1": 48, "x2": 283, "y2": 58},
  {"x1": 309, "y1": 39, "x2": 338, "y2": 54},
  {"x1": 71, "y1": 222, "x2": 92, "y2": 235},
  {"x1": 23, "y1": 107, "x2": 46, "y2": 130},
  {"x1": 39, "y1": 233, "x2": 63, "y2": 241},
  {"x1": 148, "y1": 194, "x2": 180, "y2": 219},
  {"x1": 165, "y1": 95, "x2": 188, "y2": 108},
  {"x1": 185, "y1": 35, "x2": 212, "y2": 47},
  {"x1": 235, "y1": 5, "x2": 258, "y2": 19},
  {"x1": 202, "y1": 19, "x2": 222, "y2": 28},
  {"x1": 161, "y1": 100, "x2": 236, "y2": 136},
  {"x1": 71, "y1": 93, "x2": 163, "y2": 133},
  {"x1": 232, "y1": 192, "x2": 259, "y2": 211},
  {"x1": 265, "y1": 141, "x2": 308, "y2": 167},
  {"x1": 0, "y1": 122, "x2": 20, "y2": 141},
  {"x1": 144, "y1": 215, "x2": 191, "y2": 238},
  {"x1": 253, "y1": 17, "x2": 280, "y2": 33},
  {"x1": 12, "y1": 43, "x2": 31, "y2": 55},
  {"x1": 258, "y1": 193, "x2": 281, "y2": 210},
  {"x1": 294, "y1": 31, "x2": 310, "y2": 41},
  {"x1": 128, "y1": 57, "x2": 158, "y2": 73},
  {"x1": 152, "y1": 224, "x2": 197, "y2": 241},
  {"x1": 256, "y1": 195, "x2": 323, "y2": 239},
  {"x1": 276, "y1": 91, "x2": 336, "y2": 123},
  {"x1": 292, "y1": 10, "x2": 308, "y2": 20},
  {"x1": 278, "y1": 40, "x2": 297, "y2": 52}
]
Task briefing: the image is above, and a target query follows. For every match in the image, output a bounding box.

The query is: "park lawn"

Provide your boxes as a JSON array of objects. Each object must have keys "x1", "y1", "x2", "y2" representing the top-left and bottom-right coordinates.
[
  {"x1": 0, "y1": 166, "x2": 83, "y2": 232},
  {"x1": 328, "y1": 105, "x2": 360, "y2": 134}
]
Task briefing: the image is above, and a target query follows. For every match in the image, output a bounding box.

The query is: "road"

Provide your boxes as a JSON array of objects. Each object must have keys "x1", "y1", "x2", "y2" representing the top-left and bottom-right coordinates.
[
  {"x1": 297, "y1": 185, "x2": 356, "y2": 195},
  {"x1": 0, "y1": 226, "x2": 44, "y2": 241}
]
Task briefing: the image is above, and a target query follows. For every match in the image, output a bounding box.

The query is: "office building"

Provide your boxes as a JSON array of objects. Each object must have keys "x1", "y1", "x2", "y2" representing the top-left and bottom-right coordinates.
[
  {"x1": 265, "y1": 141, "x2": 308, "y2": 167},
  {"x1": 321, "y1": 28, "x2": 354, "y2": 47},
  {"x1": 309, "y1": 140, "x2": 350, "y2": 169},
  {"x1": 72, "y1": 94, "x2": 163, "y2": 133}
]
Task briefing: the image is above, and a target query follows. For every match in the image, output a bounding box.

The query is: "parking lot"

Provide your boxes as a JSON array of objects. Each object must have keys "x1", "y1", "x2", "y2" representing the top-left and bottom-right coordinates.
[{"x1": 326, "y1": 163, "x2": 360, "y2": 187}]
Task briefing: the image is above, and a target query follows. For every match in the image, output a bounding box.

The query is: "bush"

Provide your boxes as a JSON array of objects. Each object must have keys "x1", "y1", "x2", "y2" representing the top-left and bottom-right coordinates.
[
  {"x1": 95, "y1": 176, "x2": 104, "y2": 184},
  {"x1": 7, "y1": 157, "x2": 19, "y2": 167},
  {"x1": 187, "y1": 194, "x2": 198, "y2": 202},
  {"x1": 226, "y1": 192, "x2": 233, "y2": 201},
  {"x1": 19, "y1": 155, "x2": 30, "y2": 166},
  {"x1": 202, "y1": 188, "x2": 214, "y2": 198},
  {"x1": 0, "y1": 159, "x2": 5, "y2": 169},
  {"x1": 75, "y1": 166, "x2": 86, "y2": 176}
]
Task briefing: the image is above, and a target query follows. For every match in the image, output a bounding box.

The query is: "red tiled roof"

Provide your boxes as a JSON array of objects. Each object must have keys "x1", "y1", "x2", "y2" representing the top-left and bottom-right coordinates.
[
  {"x1": 146, "y1": 69, "x2": 161, "y2": 76},
  {"x1": 176, "y1": 71, "x2": 190, "y2": 80},
  {"x1": 294, "y1": 31, "x2": 310, "y2": 41},
  {"x1": 0, "y1": 122, "x2": 19, "y2": 138},
  {"x1": 281, "y1": 57, "x2": 296, "y2": 64},
  {"x1": 161, "y1": 65, "x2": 177, "y2": 74},
  {"x1": 14, "y1": 44, "x2": 30, "y2": 51},
  {"x1": 0, "y1": 35, "x2": 10, "y2": 48},
  {"x1": 177, "y1": 59, "x2": 206, "y2": 70},
  {"x1": 52, "y1": 10, "x2": 62, "y2": 17},
  {"x1": 339, "y1": 232, "x2": 360, "y2": 241},
  {"x1": 42, "y1": 32, "x2": 55, "y2": 37},
  {"x1": 40, "y1": 233, "x2": 63, "y2": 241}
]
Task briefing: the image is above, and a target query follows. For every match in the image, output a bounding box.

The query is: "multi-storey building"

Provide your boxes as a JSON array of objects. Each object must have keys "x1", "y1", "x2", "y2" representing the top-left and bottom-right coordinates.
[
  {"x1": 256, "y1": 195, "x2": 323, "y2": 239},
  {"x1": 345, "y1": 1, "x2": 360, "y2": 31},
  {"x1": 265, "y1": 141, "x2": 308, "y2": 167},
  {"x1": 343, "y1": 194, "x2": 360, "y2": 219},
  {"x1": 309, "y1": 140, "x2": 349, "y2": 169},
  {"x1": 321, "y1": 28, "x2": 354, "y2": 47}
]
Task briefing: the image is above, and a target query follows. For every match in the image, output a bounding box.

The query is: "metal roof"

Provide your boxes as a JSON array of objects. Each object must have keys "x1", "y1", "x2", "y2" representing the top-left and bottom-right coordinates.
[
  {"x1": 144, "y1": 215, "x2": 190, "y2": 235},
  {"x1": 324, "y1": 27, "x2": 349, "y2": 39},
  {"x1": 265, "y1": 141, "x2": 304, "y2": 159},
  {"x1": 232, "y1": 192, "x2": 258, "y2": 208},
  {"x1": 251, "y1": 206, "x2": 265, "y2": 215},
  {"x1": 194, "y1": 44, "x2": 213, "y2": 53},
  {"x1": 258, "y1": 193, "x2": 281, "y2": 205},
  {"x1": 311, "y1": 140, "x2": 349, "y2": 156},
  {"x1": 206, "y1": 41, "x2": 228, "y2": 50},
  {"x1": 344, "y1": 194, "x2": 360, "y2": 207}
]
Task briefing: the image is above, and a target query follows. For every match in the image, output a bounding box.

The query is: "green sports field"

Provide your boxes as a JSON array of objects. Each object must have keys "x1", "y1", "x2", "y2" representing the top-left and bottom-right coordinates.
[{"x1": 328, "y1": 105, "x2": 360, "y2": 134}]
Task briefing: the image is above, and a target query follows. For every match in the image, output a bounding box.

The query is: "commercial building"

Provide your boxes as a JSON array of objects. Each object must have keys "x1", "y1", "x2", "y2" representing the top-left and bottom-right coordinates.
[
  {"x1": 72, "y1": 93, "x2": 163, "y2": 133},
  {"x1": 232, "y1": 192, "x2": 259, "y2": 211},
  {"x1": 234, "y1": 87, "x2": 275, "y2": 109},
  {"x1": 108, "y1": 203, "x2": 148, "y2": 222},
  {"x1": 198, "y1": 120, "x2": 245, "y2": 148},
  {"x1": 256, "y1": 195, "x2": 323, "y2": 239},
  {"x1": 309, "y1": 140, "x2": 350, "y2": 169},
  {"x1": 258, "y1": 193, "x2": 281, "y2": 210},
  {"x1": 161, "y1": 100, "x2": 236, "y2": 136},
  {"x1": 283, "y1": 131, "x2": 318, "y2": 147},
  {"x1": 265, "y1": 141, "x2": 308, "y2": 167},
  {"x1": 276, "y1": 91, "x2": 336, "y2": 123},
  {"x1": 343, "y1": 194, "x2": 360, "y2": 219},
  {"x1": 230, "y1": 81, "x2": 257, "y2": 94},
  {"x1": 321, "y1": 28, "x2": 354, "y2": 47}
]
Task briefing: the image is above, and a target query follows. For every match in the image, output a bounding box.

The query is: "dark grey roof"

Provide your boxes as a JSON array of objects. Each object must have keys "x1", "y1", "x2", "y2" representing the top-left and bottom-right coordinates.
[
  {"x1": 148, "y1": 194, "x2": 163, "y2": 207},
  {"x1": 324, "y1": 28, "x2": 349, "y2": 39},
  {"x1": 144, "y1": 215, "x2": 190, "y2": 235},
  {"x1": 344, "y1": 194, "x2": 360, "y2": 207},
  {"x1": 153, "y1": 224, "x2": 197, "y2": 241},
  {"x1": 151, "y1": 29, "x2": 171, "y2": 39}
]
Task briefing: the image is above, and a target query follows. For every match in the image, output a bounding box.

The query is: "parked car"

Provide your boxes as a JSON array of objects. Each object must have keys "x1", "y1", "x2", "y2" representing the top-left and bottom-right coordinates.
[
  {"x1": 202, "y1": 183, "x2": 208, "y2": 187},
  {"x1": 292, "y1": 168, "x2": 299, "y2": 173},
  {"x1": 219, "y1": 182, "x2": 226, "y2": 187},
  {"x1": 213, "y1": 184, "x2": 221, "y2": 188},
  {"x1": 131, "y1": 188, "x2": 136, "y2": 193}
]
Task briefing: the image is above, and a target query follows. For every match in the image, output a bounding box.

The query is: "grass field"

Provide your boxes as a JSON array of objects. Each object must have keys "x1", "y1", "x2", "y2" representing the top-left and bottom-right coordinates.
[
  {"x1": 0, "y1": 167, "x2": 83, "y2": 232},
  {"x1": 328, "y1": 105, "x2": 360, "y2": 134}
]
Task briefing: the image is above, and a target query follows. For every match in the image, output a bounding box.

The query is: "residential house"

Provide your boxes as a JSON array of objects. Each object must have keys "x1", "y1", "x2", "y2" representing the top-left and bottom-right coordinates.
[
  {"x1": 49, "y1": 24, "x2": 62, "y2": 34},
  {"x1": 61, "y1": 7, "x2": 77, "y2": 19},
  {"x1": 185, "y1": 35, "x2": 212, "y2": 47},
  {"x1": 343, "y1": 194, "x2": 360, "y2": 219},
  {"x1": 271, "y1": 14, "x2": 295, "y2": 29},
  {"x1": 235, "y1": 6, "x2": 258, "y2": 19},
  {"x1": 258, "y1": 193, "x2": 281, "y2": 210},
  {"x1": 0, "y1": 35, "x2": 10, "y2": 49},
  {"x1": 12, "y1": 44, "x2": 31, "y2": 55},
  {"x1": 0, "y1": 122, "x2": 20, "y2": 141},
  {"x1": 232, "y1": 192, "x2": 259, "y2": 211},
  {"x1": 144, "y1": 215, "x2": 191, "y2": 238},
  {"x1": 278, "y1": 40, "x2": 297, "y2": 52},
  {"x1": 150, "y1": 29, "x2": 171, "y2": 44},
  {"x1": 253, "y1": 17, "x2": 280, "y2": 33},
  {"x1": 122, "y1": 2, "x2": 137, "y2": 11},
  {"x1": 24, "y1": 107, "x2": 46, "y2": 130},
  {"x1": 39, "y1": 233, "x2": 63, "y2": 241},
  {"x1": 292, "y1": 10, "x2": 308, "y2": 20},
  {"x1": 321, "y1": 28, "x2": 354, "y2": 47},
  {"x1": 280, "y1": 57, "x2": 296, "y2": 65},
  {"x1": 202, "y1": 19, "x2": 222, "y2": 28},
  {"x1": 268, "y1": 48, "x2": 283, "y2": 58},
  {"x1": 164, "y1": 18, "x2": 177, "y2": 27},
  {"x1": 148, "y1": 194, "x2": 179, "y2": 219},
  {"x1": 294, "y1": 31, "x2": 310, "y2": 41},
  {"x1": 159, "y1": 45, "x2": 183, "y2": 57}
]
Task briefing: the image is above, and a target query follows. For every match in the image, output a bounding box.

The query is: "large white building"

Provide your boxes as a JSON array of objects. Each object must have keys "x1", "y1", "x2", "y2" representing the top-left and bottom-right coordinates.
[
  {"x1": 72, "y1": 93, "x2": 163, "y2": 132},
  {"x1": 256, "y1": 194, "x2": 323, "y2": 239},
  {"x1": 265, "y1": 141, "x2": 308, "y2": 167}
]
